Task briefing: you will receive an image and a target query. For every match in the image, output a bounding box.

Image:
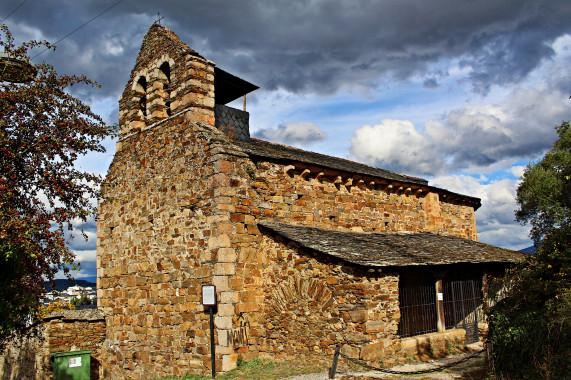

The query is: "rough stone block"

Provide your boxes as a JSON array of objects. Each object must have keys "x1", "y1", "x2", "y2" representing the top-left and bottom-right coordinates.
[
  {"x1": 220, "y1": 291, "x2": 238, "y2": 304},
  {"x1": 213, "y1": 275, "x2": 229, "y2": 292},
  {"x1": 235, "y1": 302, "x2": 259, "y2": 313},
  {"x1": 222, "y1": 354, "x2": 238, "y2": 372},
  {"x1": 208, "y1": 234, "x2": 231, "y2": 249},
  {"x1": 341, "y1": 344, "x2": 360, "y2": 359},
  {"x1": 215, "y1": 316, "x2": 232, "y2": 329},
  {"x1": 218, "y1": 248, "x2": 237, "y2": 262},
  {"x1": 365, "y1": 320, "x2": 386, "y2": 333},
  {"x1": 217, "y1": 223, "x2": 234, "y2": 234},
  {"x1": 360, "y1": 341, "x2": 384, "y2": 360},
  {"x1": 348, "y1": 309, "x2": 367, "y2": 323},
  {"x1": 214, "y1": 263, "x2": 236, "y2": 276},
  {"x1": 217, "y1": 303, "x2": 235, "y2": 317}
]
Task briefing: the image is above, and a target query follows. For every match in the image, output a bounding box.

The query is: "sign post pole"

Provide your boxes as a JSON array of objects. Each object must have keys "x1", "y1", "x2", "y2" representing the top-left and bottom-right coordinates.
[
  {"x1": 202, "y1": 285, "x2": 217, "y2": 379},
  {"x1": 210, "y1": 306, "x2": 215, "y2": 378}
]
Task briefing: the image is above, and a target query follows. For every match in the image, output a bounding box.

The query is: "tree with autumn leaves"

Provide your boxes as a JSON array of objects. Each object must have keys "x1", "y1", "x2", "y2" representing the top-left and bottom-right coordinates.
[{"x1": 0, "y1": 23, "x2": 115, "y2": 348}]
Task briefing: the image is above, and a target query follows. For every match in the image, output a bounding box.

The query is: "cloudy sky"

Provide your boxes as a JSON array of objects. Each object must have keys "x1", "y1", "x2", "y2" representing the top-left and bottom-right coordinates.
[{"x1": 2, "y1": 0, "x2": 570, "y2": 281}]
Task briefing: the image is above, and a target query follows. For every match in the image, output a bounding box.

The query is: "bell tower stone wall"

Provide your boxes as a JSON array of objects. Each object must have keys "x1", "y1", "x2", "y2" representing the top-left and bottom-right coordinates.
[{"x1": 117, "y1": 25, "x2": 215, "y2": 145}]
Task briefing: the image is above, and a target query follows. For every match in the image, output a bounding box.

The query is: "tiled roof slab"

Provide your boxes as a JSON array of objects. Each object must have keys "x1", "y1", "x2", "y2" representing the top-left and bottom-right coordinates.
[{"x1": 260, "y1": 221, "x2": 523, "y2": 268}]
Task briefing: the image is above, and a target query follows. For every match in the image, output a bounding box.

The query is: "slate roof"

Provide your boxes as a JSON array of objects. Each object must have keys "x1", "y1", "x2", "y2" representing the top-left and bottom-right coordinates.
[
  {"x1": 215, "y1": 67, "x2": 259, "y2": 105},
  {"x1": 235, "y1": 138, "x2": 429, "y2": 186},
  {"x1": 259, "y1": 221, "x2": 524, "y2": 268},
  {"x1": 44, "y1": 309, "x2": 104, "y2": 322}
]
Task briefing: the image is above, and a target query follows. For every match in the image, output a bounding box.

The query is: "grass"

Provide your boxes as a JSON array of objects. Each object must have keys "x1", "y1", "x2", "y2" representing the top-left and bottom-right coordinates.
[
  {"x1": 147, "y1": 348, "x2": 490, "y2": 380},
  {"x1": 147, "y1": 357, "x2": 326, "y2": 380}
]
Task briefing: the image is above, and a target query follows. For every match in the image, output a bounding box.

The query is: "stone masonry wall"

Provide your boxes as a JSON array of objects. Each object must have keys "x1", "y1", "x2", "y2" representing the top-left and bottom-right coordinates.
[
  {"x1": 97, "y1": 115, "x2": 253, "y2": 378},
  {"x1": 183, "y1": 141, "x2": 479, "y2": 368},
  {"x1": 0, "y1": 310, "x2": 105, "y2": 380},
  {"x1": 238, "y1": 159, "x2": 477, "y2": 239},
  {"x1": 252, "y1": 232, "x2": 401, "y2": 363}
]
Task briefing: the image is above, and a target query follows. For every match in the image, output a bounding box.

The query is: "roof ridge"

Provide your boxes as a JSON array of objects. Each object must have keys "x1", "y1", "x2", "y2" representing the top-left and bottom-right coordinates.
[
  {"x1": 248, "y1": 138, "x2": 425, "y2": 181},
  {"x1": 237, "y1": 138, "x2": 429, "y2": 186}
]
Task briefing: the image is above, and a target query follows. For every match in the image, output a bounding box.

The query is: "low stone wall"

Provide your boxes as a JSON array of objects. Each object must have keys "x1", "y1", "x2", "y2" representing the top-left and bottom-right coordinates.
[
  {"x1": 0, "y1": 309, "x2": 105, "y2": 380},
  {"x1": 399, "y1": 329, "x2": 466, "y2": 359}
]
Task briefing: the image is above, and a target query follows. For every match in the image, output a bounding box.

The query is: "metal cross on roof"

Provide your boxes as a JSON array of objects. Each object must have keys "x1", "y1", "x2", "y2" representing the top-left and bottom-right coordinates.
[{"x1": 154, "y1": 12, "x2": 164, "y2": 25}]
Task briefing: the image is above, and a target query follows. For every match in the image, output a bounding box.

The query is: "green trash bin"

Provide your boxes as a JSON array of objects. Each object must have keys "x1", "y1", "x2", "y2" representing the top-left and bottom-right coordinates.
[{"x1": 50, "y1": 350, "x2": 91, "y2": 380}]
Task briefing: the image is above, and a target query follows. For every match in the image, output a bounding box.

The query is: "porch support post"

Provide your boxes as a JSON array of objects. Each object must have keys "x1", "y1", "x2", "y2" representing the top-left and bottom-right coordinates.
[
  {"x1": 435, "y1": 277, "x2": 446, "y2": 332},
  {"x1": 482, "y1": 272, "x2": 489, "y2": 315}
]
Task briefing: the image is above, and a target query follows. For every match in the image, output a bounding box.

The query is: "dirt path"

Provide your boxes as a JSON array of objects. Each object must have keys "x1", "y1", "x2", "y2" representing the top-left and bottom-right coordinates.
[{"x1": 285, "y1": 343, "x2": 488, "y2": 380}]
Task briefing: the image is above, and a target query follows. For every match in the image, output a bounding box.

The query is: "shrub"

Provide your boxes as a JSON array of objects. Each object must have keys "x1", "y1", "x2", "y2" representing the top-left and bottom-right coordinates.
[{"x1": 488, "y1": 227, "x2": 570, "y2": 379}]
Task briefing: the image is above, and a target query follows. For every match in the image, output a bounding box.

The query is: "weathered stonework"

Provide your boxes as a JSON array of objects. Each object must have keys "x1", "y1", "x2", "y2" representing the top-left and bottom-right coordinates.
[
  {"x1": 96, "y1": 24, "x2": 515, "y2": 379},
  {"x1": 0, "y1": 310, "x2": 105, "y2": 380},
  {"x1": 251, "y1": 232, "x2": 401, "y2": 362},
  {"x1": 117, "y1": 25, "x2": 215, "y2": 145}
]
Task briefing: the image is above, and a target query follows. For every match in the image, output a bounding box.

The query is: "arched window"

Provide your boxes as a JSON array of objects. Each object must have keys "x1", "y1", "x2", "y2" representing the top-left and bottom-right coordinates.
[
  {"x1": 135, "y1": 76, "x2": 147, "y2": 117},
  {"x1": 158, "y1": 62, "x2": 172, "y2": 116}
]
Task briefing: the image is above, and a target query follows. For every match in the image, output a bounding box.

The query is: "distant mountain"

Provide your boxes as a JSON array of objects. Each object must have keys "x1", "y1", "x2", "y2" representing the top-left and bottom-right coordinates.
[
  {"x1": 519, "y1": 246, "x2": 537, "y2": 254},
  {"x1": 44, "y1": 279, "x2": 96, "y2": 291}
]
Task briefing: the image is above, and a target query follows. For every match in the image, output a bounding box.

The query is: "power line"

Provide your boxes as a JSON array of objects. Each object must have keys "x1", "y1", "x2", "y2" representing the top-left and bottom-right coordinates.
[
  {"x1": 31, "y1": 0, "x2": 124, "y2": 60},
  {"x1": 1, "y1": 0, "x2": 29, "y2": 22}
]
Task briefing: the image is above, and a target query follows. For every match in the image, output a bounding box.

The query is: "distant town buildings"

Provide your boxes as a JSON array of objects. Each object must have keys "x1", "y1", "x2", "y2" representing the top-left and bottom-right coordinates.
[{"x1": 42, "y1": 285, "x2": 97, "y2": 305}]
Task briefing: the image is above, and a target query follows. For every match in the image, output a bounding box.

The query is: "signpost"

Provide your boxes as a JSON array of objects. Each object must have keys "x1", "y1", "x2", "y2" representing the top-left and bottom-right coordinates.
[{"x1": 201, "y1": 285, "x2": 217, "y2": 379}]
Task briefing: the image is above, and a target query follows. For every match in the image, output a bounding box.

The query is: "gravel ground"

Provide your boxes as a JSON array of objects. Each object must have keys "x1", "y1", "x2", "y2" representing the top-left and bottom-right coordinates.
[{"x1": 285, "y1": 343, "x2": 487, "y2": 380}]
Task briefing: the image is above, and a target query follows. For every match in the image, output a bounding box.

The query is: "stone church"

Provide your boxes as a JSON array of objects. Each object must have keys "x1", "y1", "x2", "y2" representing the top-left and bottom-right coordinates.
[{"x1": 97, "y1": 24, "x2": 522, "y2": 378}]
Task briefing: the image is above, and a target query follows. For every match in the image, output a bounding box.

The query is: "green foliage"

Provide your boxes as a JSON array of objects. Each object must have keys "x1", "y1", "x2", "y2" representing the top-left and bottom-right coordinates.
[
  {"x1": 0, "y1": 23, "x2": 115, "y2": 348},
  {"x1": 488, "y1": 225, "x2": 570, "y2": 378},
  {"x1": 245, "y1": 166, "x2": 256, "y2": 180},
  {"x1": 70, "y1": 295, "x2": 92, "y2": 306},
  {"x1": 489, "y1": 121, "x2": 571, "y2": 378},
  {"x1": 515, "y1": 121, "x2": 571, "y2": 244}
]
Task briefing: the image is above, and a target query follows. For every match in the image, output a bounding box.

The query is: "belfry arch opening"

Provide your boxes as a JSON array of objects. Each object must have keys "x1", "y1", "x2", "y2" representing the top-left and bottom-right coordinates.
[
  {"x1": 135, "y1": 76, "x2": 147, "y2": 117},
  {"x1": 158, "y1": 62, "x2": 172, "y2": 117}
]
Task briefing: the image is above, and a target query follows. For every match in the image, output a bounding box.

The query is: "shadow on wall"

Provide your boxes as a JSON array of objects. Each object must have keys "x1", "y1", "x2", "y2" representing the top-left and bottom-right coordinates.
[{"x1": 0, "y1": 335, "x2": 43, "y2": 380}]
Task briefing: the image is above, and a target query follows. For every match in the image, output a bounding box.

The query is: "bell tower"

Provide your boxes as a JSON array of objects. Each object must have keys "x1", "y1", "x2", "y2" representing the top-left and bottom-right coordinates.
[
  {"x1": 117, "y1": 24, "x2": 258, "y2": 150},
  {"x1": 117, "y1": 25, "x2": 216, "y2": 146}
]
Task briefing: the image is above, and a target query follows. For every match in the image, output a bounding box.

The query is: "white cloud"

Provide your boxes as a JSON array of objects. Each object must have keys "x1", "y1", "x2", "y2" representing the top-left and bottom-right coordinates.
[
  {"x1": 54, "y1": 250, "x2": 97, "y2": 280},
  {"x1": 71, "y1": 249, "x2": 97, "y2": 263},
  {"x1": 254, "y1": 121, "x2": 327, "y2": 145},
  {"x1": 510, "y1": 165, "x2": 526, "y2": 178},
  {"x1": 349, "y1": 83, "x2": 570, "y2": 177},
  {"x1": 430, "y1": 174, "x2": 532, "y2": 250},
  {"x1": 349, "y1": 119, "x2": 441, "y2": 176}
]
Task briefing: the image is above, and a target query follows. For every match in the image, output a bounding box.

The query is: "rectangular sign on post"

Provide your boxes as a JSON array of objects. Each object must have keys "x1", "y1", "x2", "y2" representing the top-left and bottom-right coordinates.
[
  {"x1": 201, "y1": 284, "x2": 217, "y2": 379},
  {"x1": 202, "y1": 285, "x2": 216, "y2": 306}
]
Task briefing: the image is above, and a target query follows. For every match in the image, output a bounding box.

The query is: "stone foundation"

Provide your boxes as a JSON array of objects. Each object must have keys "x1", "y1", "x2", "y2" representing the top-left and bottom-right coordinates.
[{"x1": 399, "y1": 329, "x2": 466, "y2": 358}]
